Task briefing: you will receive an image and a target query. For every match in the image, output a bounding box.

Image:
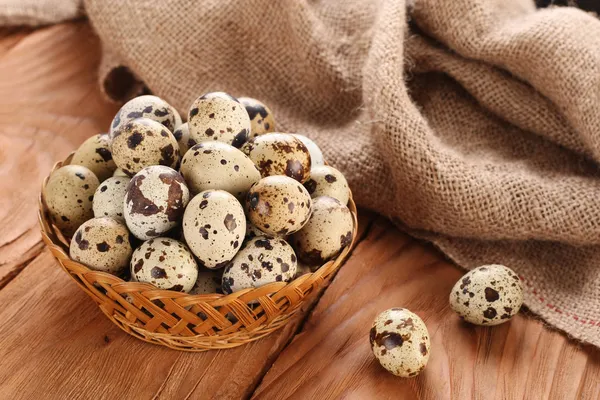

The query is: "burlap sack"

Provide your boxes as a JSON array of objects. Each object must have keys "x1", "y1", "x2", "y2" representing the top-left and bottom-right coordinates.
[
  {"x1": 3, "y1": 0, "x2": 600, "y2": 346},
  {"x1": 0, "y1": 0, "x2": 81, "y2": 26}
]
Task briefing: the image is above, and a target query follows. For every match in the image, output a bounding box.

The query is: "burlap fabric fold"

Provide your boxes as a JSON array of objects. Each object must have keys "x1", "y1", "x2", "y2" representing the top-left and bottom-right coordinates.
[{"x1": 3, "y1": 0, "x2": 600, "y2": 346}]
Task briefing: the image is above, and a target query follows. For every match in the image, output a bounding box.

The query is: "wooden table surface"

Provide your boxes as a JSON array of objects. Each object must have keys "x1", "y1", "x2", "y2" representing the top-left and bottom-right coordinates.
[{"x1": 0, "y1": 22, "x2": 598, "y2": 400}]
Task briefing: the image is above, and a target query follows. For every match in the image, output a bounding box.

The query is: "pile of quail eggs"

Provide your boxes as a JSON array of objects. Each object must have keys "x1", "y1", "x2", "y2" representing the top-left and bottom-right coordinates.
[
  {"x1": 44, "y1": 92, "x2": 354, "y2": 297},
  {"x1": 369, "y1": 264, "x2": 524, "y2": 378}
]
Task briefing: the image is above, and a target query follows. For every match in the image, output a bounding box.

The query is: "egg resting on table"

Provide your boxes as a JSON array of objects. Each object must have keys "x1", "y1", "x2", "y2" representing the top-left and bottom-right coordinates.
[
  {"x1": 71, "y1": 134, "x2": 116, "y2": 181},
  {"x1": 123, "y1": 165, "x2": 190, "y2": 240},
  {"x1": 179, "y1": 141, "x2": 260, "y2": 199},
  {"x1": 187, "y1": 92, "x2": 251, "y2": 148},
  {"x1": 221, "y1": 236, "x2": 297, "y2": 294},
  {"x1": 130, "y1": 237, "x2": 198, "y2": 293},
  {"x1": 449, "y1": 264, "x2": 523, "y2": 326},
  {"x1": 45, "y1": 165, "x2": 99, "y2": 236},
  {"x1": 182, "y1": 190, "x2": 246, "y2": 269},
  {"x1": 370, "y1": 308, "x2": 430, "y2": 378},
  {"x1": 242, "y1": 133, "x2": 311, "y2": 183},
  {"x1": 111, "y1": 117, "x2": 179, "y2": 176},
  {"x1": 246, "y1": 175, "x2": 312, "y2": 236},
  {"x1": 70, "y1": 217, "x2": 133, "y2": 276}
]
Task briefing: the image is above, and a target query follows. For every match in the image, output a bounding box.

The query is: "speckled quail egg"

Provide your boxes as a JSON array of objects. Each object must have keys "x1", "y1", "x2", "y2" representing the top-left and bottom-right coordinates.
[
  {"x1": 190, "y1": 268, "x2": 222, "y2": 295},
  {"x1": 170, "y1": 104, "x2": 183, "y2": 129},
  {"x1": 304, "y1": 165, "x2": 350, "y2": 205},
  {"x1": 183, "y1": 190, "x2": 246, "y2": 269},
  {"x1": 173, "y1": 122, "x2": 191, "y2": 156},
  {"x1": 290, "y1": 196, "x2": 353, "y2": 265},
  {"x1": 93, "y1": 176, "x2": 130, "y2": 221},
  {"x1": 71, "y1": 134, "x2": 116, "y2": 181},
  {"x1": 113, "y1": 168, "x2": 128, "y2": 177},
  {"x1": 246, "y1": 175, "x2": 312, "y2": 236},
  {"x1": 187, "y1": 92, "x2": 251, "y2": 148},
  {"x1": 44, "y1": 165, "x2": 99, "y2": 236},
  {"x1": 70, "y1": 217, "x2": 133, "y2": 275},
  {"x1": 238, "y1": 97, "x2": 276, "y2": 137},
  {"x1": 221, "y1": 236, "x2": 297, "y2": 294},
  {"x1": 180, "y1": 141, "x2": 261, "y2": 199},
  {"x1": 124, "y1": 165, "x2": 190, "y2": 240},
  {"x1": 131, "y1": 238, "x2": 198, "y2": 292},
  {"x1": 291, "y1": 134, "x2": 324, "y2": 167},
  {"x1": 370, "y1": 308, "x2": 430, "y2": 378},
  {"x1": 449, "y1": 264, "x2": 523, "y2": 326},
  {"x1": 109, "y1": 95, "x2": 178, "y2": 141},
  {"x1": 242, "y1": 133, "x2": 311, "y2": 183},
  {"x1": 111, "y1": 118, "x2": 179, "y2": 176}
]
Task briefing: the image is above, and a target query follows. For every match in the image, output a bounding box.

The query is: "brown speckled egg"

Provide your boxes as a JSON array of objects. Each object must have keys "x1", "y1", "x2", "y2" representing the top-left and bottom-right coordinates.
[
  {"x1": 124, "y1": 166, "x2": 190, "y2": 240},
  {"x1": 242, "y1": 133, "x2": 311, "y2": 183},
  {"x1": 180, "y1": 141, "x2": 260, "y2": 199},
  {"x1": 173, "y1": 122, "x2": 191, "y2": 156},
  {"x1": 44, "y1": 165, "x2": 99, "y2": 236},
  {"x1": 290, "y1": 196, "x2": 353, "y2": 265},
  {"x1": 238, "y1": 97, "x2": 276, "y2": 137},
  {"x1": 71, "y1": 134, "x2": 116, "y2": 181},
  {"x1": 370, "y1": 308, "x2": 430, "y2": 378},
  {"x1": 221, "y1": 236, "x2": 297, "y2": 294},
  {"x1": 304, "y1": 165, "x2": 350, "y2": 205},
  {"x1": 245, "y1": 219, "x2": 265, "y2": 240},
  {"x1": 109, "y1": 95, "x2": 178, "y2": 141},
  {"x1": 449, "y1": 264, "x2": 523, "y2": 326},
  {"x1": 171, "y1": 104, "x2": 183, "y2": 129},
  {"x1": 246, "y1": 176, "x2": 312, "y2": 236},
  {"x1": 187, "y1": 92, "x2": 250, "y2": 148},
  {"x1": 131, "y1": 238, "x2": 198, "y2": 292},
  {"x1": 190, "y1": 268, "x2": 222, "y2": 295},
  {"x1": 182, "y1": 190, "x2": 246, "y2": 269},
  {"x1": 69, "y1": 217, "x2": 133, "y2": 275},
  {"x1": 113, "y1": 168, "x2": 128, "y2": 177},
  {"x1": 291, "y1": 134, "x2": 324, "y2": 167},
  {"x1": 111, "y1": 117, "x2": 179, "y2": 176},
  {"x1": 93, "y1": 177, "x2": 130, "y2": 221}
]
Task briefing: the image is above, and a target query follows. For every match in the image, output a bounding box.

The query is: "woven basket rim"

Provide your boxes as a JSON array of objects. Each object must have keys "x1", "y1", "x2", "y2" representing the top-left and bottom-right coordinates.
[{"x1": 39, "y1": 152, "x2": 358, "y2": 350}]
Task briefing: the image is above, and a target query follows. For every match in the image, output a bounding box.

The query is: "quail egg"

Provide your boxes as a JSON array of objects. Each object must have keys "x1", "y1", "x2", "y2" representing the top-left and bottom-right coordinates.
[
  {"x1": 187, "y1": 92, "x2": 251, "y2": 148},
  {"x1": 242, "y1": 133, "x2": 311, "y2": 183},
  {"x1": 124, "y1": 165, "x2": 190, "y2": 240},
  {"x1": 180, "y1": 141, "x2": 260, "y2": 199},
  {"x1": 71, "y1": 134, "x2": 116, "y2": 181},
  {"x1": 190, "y1": 268, "x2": 222, "y2": 295},
  {"x1": 246, "y1": 175, "x2": 312, "y2": 236},
  {"x1": 182, "y1": 190, "x2": 246, "y2": 269},
  {"x1": 109, "y1": 95, "x2": 178, "y2": 141},
  {"x1": 173, "y1": 122, "x2": 191, "y2": 156},
  {"x1": 245, "y1": 219, "x2": 265, "y2": 240},
  {"x1": 238, "y1": 97, "x2": 276, "y2": 137},
  {"x1": 131, "y1": 238, "x2": 198, "y2": 292},
  {"x1": 304, "y1": 165, "x2": 350, "y2": 205},
  {"x1": 111, "y1": 117, "x2": 179, "y2": 176},
  {"x1": 221, "y1": 236, "x2": 297, "y2": 294},
  {"x1": 449, "y1": 264, "x2": 523, "y2": 326},
  {"x1": 70, "y1": 217, "x2": 133, "y2": 275},
  {"x1": 93, "y1": 176, "x2": 130, "y2": 221},
  {"x1": 290, "y1": 196, "x2": 353, "y2": 265},
  {"x1": 370, "y1": 308, "x2": 431, "y2": 377},
  {"x1": 44, "y1": 165, "x2": 99, "y2": 236},
  {"x1": 291, "y1": 134, "x2": 324, "y2": 167}
]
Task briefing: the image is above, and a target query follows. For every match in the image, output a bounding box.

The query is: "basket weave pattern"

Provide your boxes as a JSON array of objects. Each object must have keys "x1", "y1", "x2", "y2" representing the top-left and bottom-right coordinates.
[{"x1": 39, "y1": 154, "x2": 358, "y2": 351}]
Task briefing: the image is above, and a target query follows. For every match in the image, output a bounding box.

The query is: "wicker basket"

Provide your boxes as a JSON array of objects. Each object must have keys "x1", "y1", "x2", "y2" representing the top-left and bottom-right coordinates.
[{"x1": 38, "y1": 153, "x2": 358, "y2": 351}]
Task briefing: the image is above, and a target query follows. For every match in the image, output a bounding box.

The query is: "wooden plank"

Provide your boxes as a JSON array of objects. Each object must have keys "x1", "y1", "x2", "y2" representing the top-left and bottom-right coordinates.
[{"x1": 252, "y1": 218, "x2": 600, "y2": 400}]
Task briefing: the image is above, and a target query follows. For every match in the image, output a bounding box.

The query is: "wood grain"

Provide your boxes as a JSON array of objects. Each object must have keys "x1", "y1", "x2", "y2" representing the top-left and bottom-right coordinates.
[
  {"x1": 253, "y1": 218, "x2": 600, "y2": 400},
  {"x1": 0, "y1": 21, "x2": 599, "y2": 400}
]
